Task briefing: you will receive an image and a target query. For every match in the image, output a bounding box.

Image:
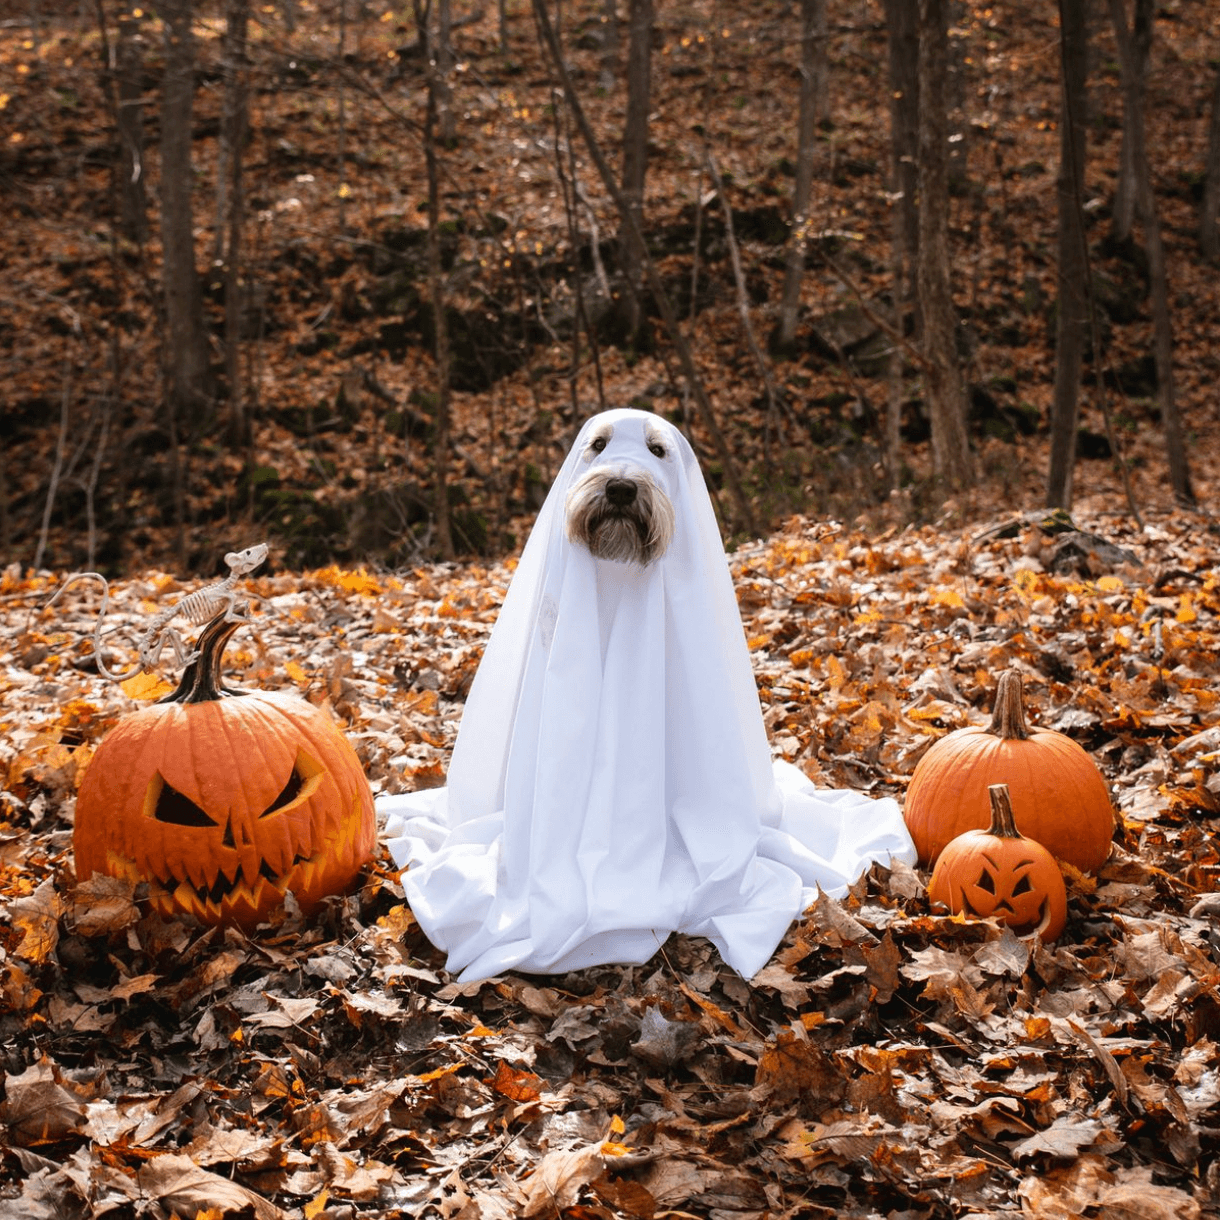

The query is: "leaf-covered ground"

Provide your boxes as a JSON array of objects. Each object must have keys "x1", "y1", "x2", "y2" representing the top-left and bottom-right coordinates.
[{"x1": 3, "y1": 506, "x2": 1220, "y2": 1218}]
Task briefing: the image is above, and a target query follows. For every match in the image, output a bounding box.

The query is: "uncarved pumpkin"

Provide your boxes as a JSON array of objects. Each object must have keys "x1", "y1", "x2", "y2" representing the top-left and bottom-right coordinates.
[
  {"x1": 75, "y1": 614, "x2": 375, "y2": 927},
  {"x1": 903, "y1": 670, "x2": 1114, "y2": 873},
  {"x1": 929, "y1": 783, "x2": 1068, "y2": 941}
]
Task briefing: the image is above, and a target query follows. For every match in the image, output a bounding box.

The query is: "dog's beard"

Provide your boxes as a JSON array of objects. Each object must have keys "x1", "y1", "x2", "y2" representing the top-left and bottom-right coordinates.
[{"x1": 565, "y1": 469, "x2": 675, "y2": 566}]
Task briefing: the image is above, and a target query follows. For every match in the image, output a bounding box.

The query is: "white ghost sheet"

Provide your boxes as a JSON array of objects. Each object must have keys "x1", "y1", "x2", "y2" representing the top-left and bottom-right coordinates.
[{"x1": 378, "y1": 408, "x2": 916, "y2": 981}]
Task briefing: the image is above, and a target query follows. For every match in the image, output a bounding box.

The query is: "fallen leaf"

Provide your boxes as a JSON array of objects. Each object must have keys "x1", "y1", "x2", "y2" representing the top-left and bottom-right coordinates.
[
  {"x1": 1011, "y1": 1115, "x2": 1103, "y2": 1161},
  {"x1": 0, "y1": 1058, "x2": 89, "y2": 1145},
  {"x1": 70, "y1": 873, "x2": 140, "y2": 936},
  {"x1": 522, "y1": 1145, "x2": 605, "y2": 1217},
  {"x1": 137, "y1": 1153, "x2": 287, "y2": 1218},
  {"x1": 10, "y1": 877, "x2": 63, "y2": 964},
  {"x1": 630, "y1": 1006, "x2": 701, "y2": 1068}
]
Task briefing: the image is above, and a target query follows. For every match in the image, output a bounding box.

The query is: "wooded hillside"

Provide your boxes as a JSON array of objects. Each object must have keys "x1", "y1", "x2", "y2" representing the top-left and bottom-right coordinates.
[
  {"x1": 5, "y1": 508, "x2": 1220, "y2": 1216},
  {"x1": 3, "y1": 0, "x2": 1219, "y2": 574}
]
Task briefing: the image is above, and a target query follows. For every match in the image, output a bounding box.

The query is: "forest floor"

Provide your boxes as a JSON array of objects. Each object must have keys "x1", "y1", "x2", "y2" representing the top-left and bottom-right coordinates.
[
  {"x1": 4, "y1": 0, "x2": 1220, "y2": 1216},
  {"x1": 2, "y1": 0, "x2": 1220, "y2": 573},
  {"x1": 4, "y1": 504, "x2": 1220, "y2": 1217}
]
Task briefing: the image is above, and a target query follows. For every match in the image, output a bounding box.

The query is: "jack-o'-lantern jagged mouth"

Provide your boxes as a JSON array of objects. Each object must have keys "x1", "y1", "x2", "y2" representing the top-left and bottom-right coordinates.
[
  {"x1": 158, "y1": 852, "x2": 317, "y2": 912},
  {"x1": 105, "y1": 841, "x2": 354, "y2": 923},
  {"x1": 960, "y1": 894, "x2": 1051, "y2": 938},
  {"x1": 961, "y1": 859, "x2": 1052, "y2": 937}
]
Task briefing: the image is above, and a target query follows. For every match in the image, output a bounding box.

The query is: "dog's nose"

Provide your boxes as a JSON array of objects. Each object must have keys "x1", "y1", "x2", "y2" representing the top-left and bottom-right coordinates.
[{"x1": 605, "y1": 478, "x2": 637, "y2": 508}]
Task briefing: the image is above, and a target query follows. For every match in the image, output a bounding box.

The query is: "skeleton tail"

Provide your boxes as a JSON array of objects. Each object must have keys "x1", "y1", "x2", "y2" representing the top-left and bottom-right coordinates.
[{"x1": 42, "y1": 571, "x2": 141, "y2": 682}]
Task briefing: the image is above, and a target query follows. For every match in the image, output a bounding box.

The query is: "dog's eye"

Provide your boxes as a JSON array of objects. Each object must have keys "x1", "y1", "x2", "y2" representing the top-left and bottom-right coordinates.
[
  {"x1": 648, "y1": 442, "x2": 666, "y2": 458},
  {"x1": 590, "y1": 436, "x2": 607, "y2": 453}
]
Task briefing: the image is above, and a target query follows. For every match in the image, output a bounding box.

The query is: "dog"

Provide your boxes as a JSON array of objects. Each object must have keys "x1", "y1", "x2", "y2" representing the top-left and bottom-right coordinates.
[
  {"x1": 378, "y1": 407, "x2": 916, "y2": 982},
  {"x1": 563, "y1": 414, "x2": 677, "y2": 566}
]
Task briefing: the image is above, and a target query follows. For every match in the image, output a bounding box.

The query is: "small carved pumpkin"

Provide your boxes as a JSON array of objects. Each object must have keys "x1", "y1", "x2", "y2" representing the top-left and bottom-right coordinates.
[
  {"x1": 75, "y1": 614, "x2": 375, "y2": 927},
  {"x1": 928, "y1": 784, "x2": 1068, "y2": 941},
  {"x1": 903, "y1": 670, "x2": 1114, "y2": 873}
]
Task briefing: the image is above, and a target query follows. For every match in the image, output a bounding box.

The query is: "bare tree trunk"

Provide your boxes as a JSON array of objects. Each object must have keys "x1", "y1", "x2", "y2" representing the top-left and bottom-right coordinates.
[
  {"x1": 551, "y1": 78, "x2": 609, "y2": 414},
  {"x1": 424, "y1": 54, "x2": 454, "y2": 559},
  {"x1": 437, "y1": 0, "x2": 456, "y2": 144},
  {"x1": 916, "y1": 0, "x2": 971, "y2": 490},
  {"x1": 116, "y1": 12, "x2": 147, "y2": 246},
  {"x1": 884, "y1": 203, "x2": 905, "y2": 489},
  {"x1": 883, "y1": 0, "x2": 920, "y2": 486},
  {"x1": 221, "y1": 0, "x2": 250, "y2": 447},
  {"x1": 600, "y1": 0, "x2": 618, "y2": 89},
  {"x1": 82, "y1": 401, "x2": 111, "y2": 568},
  {"x1": 34, "y1": 372, "x2": 71, "y2": 572},
  {"x1": 0, "y1": 412, "x2": 7, "y2": 560},
  {"x1": 337, "y1": 0, "x2": 349, "y2": 233},
  {"x1": 532, "y1": 0, "x2": 757, "y2": 536},
  {"x1": 160, "y1": 0, "x2": 211, "y2": 425},
  {"x1": 1200, "y1": 62, "x2": 1220, "y2": 261},
  {"x1": 1046, "y1": 0, "x2": 1089, "y2": 508},
  {"x1": 883, "y1": 0, "x2": 920, "y2": 488},
  {"x1": 776, "y1": 0, "x2": 826, "y2": 351},
  {"x1": 706, "y1": 145, "x2": 786, "y2": 460},
  {"x1": 620, "y1": 0, "x2": 652, "y2": 344},
  {"x1": 945, "y1": 3, "x2": 969, "y2": 191},
  {"x1": 884, "y1": 0, "x2": 920, "y2": 334},
  {"x1": 1111, "y1": 0, "x2": 1151, "y2": 242},
  {"x1": 1108, "y1": 0, "x2": 1194, "y2": 504},
  {"x1": 499, "y1": 0, "x2": 509, "y2": 52}
]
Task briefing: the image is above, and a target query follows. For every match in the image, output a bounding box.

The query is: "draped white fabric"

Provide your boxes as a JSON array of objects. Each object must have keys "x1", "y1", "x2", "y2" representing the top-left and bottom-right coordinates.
[{"x1": 379, "y1": 409, "x2": 915, "y2": 981}]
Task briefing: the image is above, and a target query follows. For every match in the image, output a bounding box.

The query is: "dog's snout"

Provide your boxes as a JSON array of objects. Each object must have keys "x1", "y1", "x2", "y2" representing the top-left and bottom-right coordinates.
[{"x1": 605, "y1": 477, "x2": 637, "y2": 508}]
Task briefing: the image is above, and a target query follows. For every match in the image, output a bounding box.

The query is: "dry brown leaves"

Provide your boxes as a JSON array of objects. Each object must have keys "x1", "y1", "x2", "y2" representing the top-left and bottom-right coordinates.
[{"x1": 1, "y1": 506, "x2": 1220, "y2": 1217}]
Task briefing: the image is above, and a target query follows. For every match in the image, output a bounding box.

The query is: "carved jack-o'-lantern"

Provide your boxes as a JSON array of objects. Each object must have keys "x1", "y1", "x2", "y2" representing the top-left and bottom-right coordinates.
[
  {"x1": 75, "y1": 614, "x2": 376, "y2": 927},
  {"x1": 928, "y1": 784, "x2": 1068, "y2": 941}
]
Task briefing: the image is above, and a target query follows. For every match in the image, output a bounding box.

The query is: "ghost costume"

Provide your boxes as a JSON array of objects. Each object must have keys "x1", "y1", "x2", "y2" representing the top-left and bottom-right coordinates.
[{"x1": 379, "y1": 408, "x2": 915, "y2": 981}]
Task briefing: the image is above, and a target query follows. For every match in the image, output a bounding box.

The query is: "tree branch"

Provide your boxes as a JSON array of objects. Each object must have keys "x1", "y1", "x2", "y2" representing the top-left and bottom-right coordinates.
[{"x1": 530, "y1": 0, "x2": 756, "y2": 537}]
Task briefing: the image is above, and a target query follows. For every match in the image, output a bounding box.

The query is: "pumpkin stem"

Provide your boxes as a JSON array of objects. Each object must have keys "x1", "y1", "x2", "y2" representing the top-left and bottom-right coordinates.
[
  {"x1": 986, "y1": 784, "x2": 1024, "y2": 839},
  {"x1": 158, "y1": 612, "x2": 246, "y2": 705},
  {"x1": 987, "y1": 670, "x2": 1031, "y2": 740}
]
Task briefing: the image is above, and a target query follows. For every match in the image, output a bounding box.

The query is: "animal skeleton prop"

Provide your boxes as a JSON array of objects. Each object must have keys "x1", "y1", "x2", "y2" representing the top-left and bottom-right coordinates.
[{"x1": 379, "y1": 409, "x2": 915, "y2": 981}]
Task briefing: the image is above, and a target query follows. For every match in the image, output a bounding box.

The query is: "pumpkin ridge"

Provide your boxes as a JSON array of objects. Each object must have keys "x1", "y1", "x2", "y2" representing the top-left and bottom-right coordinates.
[
  {"x1": 948, "y1": 744, "x2": 999, "y2": 845},
  {"x1": 1009, "y1": 744, "x2": 1042, "y2": 842},
  {"x1": 265, "y1": 697, "x2": 363, "y2": 848},
  {"x1": 119, "y1": 712, "x2": 178, "y2": 870},
  {"x1": 261, "y1": 701, "x2": 332, "y2": 857},
  {"x1": 209, "y1": 702, "x2": 257, "y2": 832},
  {"x1": 1063, "y1": 751, "x2": 1113, "y2": 866},
  {"x1": 246, "y1": 702, "x2": 303, "y2": 883},
  {"x1": 169, "y1": 712, "x2": 215, "y2": 894},
  {"x1": 233, "y1": 706, "x2": 283, "y2": 834},
  {"x1": 221, "y1": 699, "x2": 289, "y2": 821},
  {"x1": 264, "y1": 732, "x2": 306, "y2": 880}
]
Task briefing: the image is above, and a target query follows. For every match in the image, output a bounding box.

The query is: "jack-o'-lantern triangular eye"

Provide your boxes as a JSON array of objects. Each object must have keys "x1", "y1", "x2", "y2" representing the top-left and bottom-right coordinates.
[
  {"x1": 1011, "y1": 870, "x2": 1034, "y2": 896},
  {"x1": 260, "y1": 750, "x2": 325, "y2": 818},
  {"x1": 145, "y1": 771, "x2": 217, "y2": 827}
]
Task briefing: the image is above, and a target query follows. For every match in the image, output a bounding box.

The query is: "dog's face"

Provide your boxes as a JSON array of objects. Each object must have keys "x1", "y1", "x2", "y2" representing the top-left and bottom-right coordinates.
[{"x1": 564, "y1": 415, "x2": 677, "y2": 566}]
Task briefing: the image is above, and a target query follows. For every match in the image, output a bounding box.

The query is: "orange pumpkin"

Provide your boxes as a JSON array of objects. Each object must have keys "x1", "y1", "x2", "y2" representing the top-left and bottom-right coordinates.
[
  {"x1": 929, "y1": 784, "x2": 1068, "y2": 941},
  {"x1": 903, "y1": 670, "x2": 1113, "y2": 873},
  {"x1": 75, "y1": 614, "x2": 375, "y2": 927}
]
